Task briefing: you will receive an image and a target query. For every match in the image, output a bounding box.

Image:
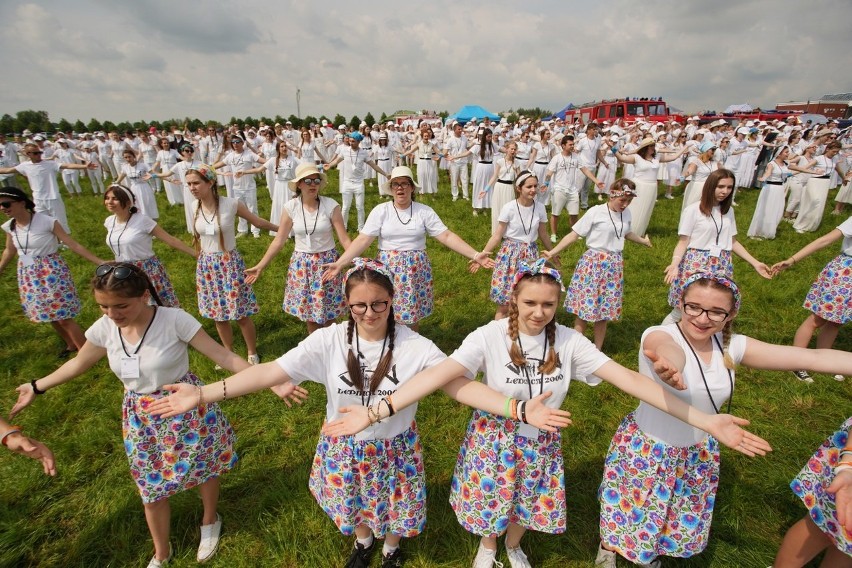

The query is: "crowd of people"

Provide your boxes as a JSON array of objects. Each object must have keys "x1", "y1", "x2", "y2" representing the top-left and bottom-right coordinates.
[{"x1": 0, "y1": 113, "x2": 850, "y2": 568}]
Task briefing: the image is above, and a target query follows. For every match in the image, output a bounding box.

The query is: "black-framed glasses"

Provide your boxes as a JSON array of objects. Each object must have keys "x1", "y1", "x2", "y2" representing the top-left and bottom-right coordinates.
[
  {"x1": 0, "y1": 201, "x2": 14, "y2": 208},
  {"x1": 390, "y1": 182, "x2": 412, "y2": 189},
  {"x1": 683, "y1": 303, "x2": 730, "y2": 322},
  {"x1": 349, "y1": 301, "x2": 389, "y2": 315},
  {"x1": 301, "y1": 178, "x2": 322, "y2": 186},
  {"x1": 96, "y1": 264, "x2": 133, "y2": 280}
]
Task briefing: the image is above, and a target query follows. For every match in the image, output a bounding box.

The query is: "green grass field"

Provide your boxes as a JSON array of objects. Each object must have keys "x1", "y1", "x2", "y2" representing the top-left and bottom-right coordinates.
[{"x1": 0, "y1": 166, "x2": 849, "y2": 567}]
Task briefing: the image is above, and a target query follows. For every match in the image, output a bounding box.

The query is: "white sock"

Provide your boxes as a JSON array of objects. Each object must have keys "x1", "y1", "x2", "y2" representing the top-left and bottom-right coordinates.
[
  {"x1": 356, "y1": 534, "x2": 374, "y2": 548},
  {"x1": 382, "y1": 543, "x2": 399, "y2": 556}
]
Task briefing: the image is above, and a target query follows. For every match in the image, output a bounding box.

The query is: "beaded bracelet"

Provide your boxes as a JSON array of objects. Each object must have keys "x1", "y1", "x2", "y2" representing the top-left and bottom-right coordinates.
[
  {"x1": 223, "y1": 379, "x2": 228, "y2": 401},
  {"x1": 1, "y1": 427, "x2": 22, "y2": 447}
]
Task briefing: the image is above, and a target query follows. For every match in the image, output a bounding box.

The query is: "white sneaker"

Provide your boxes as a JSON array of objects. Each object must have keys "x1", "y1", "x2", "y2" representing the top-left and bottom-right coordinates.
[
  {"x1": 594, "y1": 544, "x2": 616, "y2": 568},
  {"x1": 197, "y1": 513, "x2": 222, "y2": 562},
  {"x1": 147, "y1": 543, "x2": 172, "y2": 568},
  {"x1": 835, "y1": 374, "x2": 846, "y2": 382},
  {"x1": 247, "y1": 354, "x2": 261, "y2": 365},
  {"x1": 472, "y1": 542, "x2": 504, "y2": 568},
  {"x1": 550, "y1": 234, "x2": 557, "y2": 243},
  {"x1": 453, "y1": 196, "x2": 459, "y2": 201},
  {"x1": 236, "y1": 232, "x2": 247, "y2": 239},
  {"x1": 506, "y1": 545, "x2": 531, "y2": 568}
]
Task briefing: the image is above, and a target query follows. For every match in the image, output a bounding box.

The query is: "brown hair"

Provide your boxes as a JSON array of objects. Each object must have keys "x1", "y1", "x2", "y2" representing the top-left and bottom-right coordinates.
[
  {"x1": 699, "y1": 168, "x2": 735, "y2": 216},
  {"x1": 682, "y1": 278, "x2": 737, "y2": 369},
  {"x1": 507, "y1": 272, "x2": 561, "y2": 374},
  {"x1": 344, "y1": 268, "x2": 396, "y2": 393},
  {"x1": 91, "y1": 261, "x2": 163, "y2": 306},
  {"x1": 188, "y1": 170, "x2": 226, "y2": 252}
]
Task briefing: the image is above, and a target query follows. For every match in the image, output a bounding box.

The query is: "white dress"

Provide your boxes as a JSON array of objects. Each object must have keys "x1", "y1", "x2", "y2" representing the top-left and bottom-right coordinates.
[
  {"x1": 625, "y1": 156, "x2": 660, "y2": 237},
  {"x1": 747, "y1": 160, "x2": 789, "y2": 239},
  {"x1": 793, "y1": 155, "x2": 833, "y2": 233},
  {"x1": 681, "y1": 157, "x2": 717, "y2": 212},
  {"x1": 414, "y1": 141, "x2": 438, "y2": 195},
  {"x1": 266, "y1": 155, "x2": 300, "y2": 235},
  {"x1": 490, "y1": 157, "x2": 520, "y2": 233},
  {"x1": 470, "y1": 144, "x2": 495, "y2": 209}
]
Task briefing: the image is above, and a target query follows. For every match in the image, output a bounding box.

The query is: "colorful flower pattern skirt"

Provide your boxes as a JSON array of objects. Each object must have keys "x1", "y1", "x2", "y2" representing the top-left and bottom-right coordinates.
[
  {"x1": 599, "y1": 413, "x2": 720, "y2": 564},
  {"x1": 308, "y1": 421, "x2": 426, "y2": 538},
  {"x1": 17, "y1": 252, "x2": 81, "y2": 322},
  {"x1": 283, "y1": 249, "x2": 346, "y2": 324},
  {"x1": 376, "y1": 249, "x2": 432, "y2": 325},
  {"x1": 449, "y1": 410, "x2": 566, "y2": 537},
  {"x1": 123, "y1": 372, "x2": 237, "y2": 504},
  {"x1": 490, "y1": 239, "x2": 538, "y2": 305},
  {"x1": 196, "y1": 249, "x2": 258, "y2": 321},
  {"x1": 667, "y1": 248, "x2": 734, "y2": 308},
  {"x1": 803, "y1": 254, "x2": 852, "y2": 324},
  {"x1": 790, "y1": 416, "x2": 852, "y2": 555},
  {"x1": 132, "y1": 255, "x2": 180, "y2": 308},
  {"x1": 565, "y1": 249, "x2": 623, "y2": 322}
]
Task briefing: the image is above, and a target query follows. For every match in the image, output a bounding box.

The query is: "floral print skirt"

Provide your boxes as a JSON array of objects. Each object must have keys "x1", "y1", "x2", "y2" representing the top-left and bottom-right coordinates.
[
  {"x1": 377, "y1": 249, "x2": 432, "y2": 325},
  {"x1": 803, "y1": 254, "x2": 852, "y2": 324},
  {"x1": 196, "y1": 249, "x2": 258, "y2": 321},
  {"x1": 283, "y1": 249, "x2": 346, "y2": 324},
  {"x1": 17, "y1": 252, "x2": 81, "y2": 322},
  {"x1": 490, "y1": 239, "x2": 538, "y2": 306},
  {"x1": 565, "y1": 249, "x2": 623, "y2": 322}
]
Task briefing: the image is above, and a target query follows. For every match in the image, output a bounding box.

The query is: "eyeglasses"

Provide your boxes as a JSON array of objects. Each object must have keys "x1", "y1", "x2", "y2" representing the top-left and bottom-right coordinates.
[
  {"x1": 27, "y1": 151, "x2": 43, "y2": 155},
  {"x1": 231, "y1": 139, "x2": 243, "y2": 144},
  {"x1": 683, "y1": 303, "x2": 730, "y2": 322},
  {"x1": 0, "y1": 201, "x2": 15, "y2": 208},
  {"x1": 182, "y1": 148, "x2": 194, "y2": 153},
  {"x1": 96, "y1": 264, "x2": 134, "y2": 280},
  {"x1": 349, "y1": 300, "x2": 390, "y2": 315},
  {"x1": 390, "y1": 182, "x2": 412, "y2": 189},
  {"x1": 300, "y1": 178, "x2": 322, "y2": 186}
]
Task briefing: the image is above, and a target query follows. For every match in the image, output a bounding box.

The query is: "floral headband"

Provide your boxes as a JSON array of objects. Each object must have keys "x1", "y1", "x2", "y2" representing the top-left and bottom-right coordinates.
[
  {"x1": 343, "y1": 257, "x2": 394, "y2": 287},
  {"x1": 680, "y1": 272, "x2": 741, "y2": 313},
  {"x1": 609, "y1": 183, "x2": 638, "y2": 198},
  {"x1": 513, "y1": 258, "x2": 565, "y2": 291},
  {"x1": 190, "y1": 164, "x2": 217, "y2": 182}
]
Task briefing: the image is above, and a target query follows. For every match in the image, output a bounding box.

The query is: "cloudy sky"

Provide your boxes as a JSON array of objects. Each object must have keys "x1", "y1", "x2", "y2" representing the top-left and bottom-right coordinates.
[{"x1": 1, "y1": 0, "x2": 850, "y2": 125}]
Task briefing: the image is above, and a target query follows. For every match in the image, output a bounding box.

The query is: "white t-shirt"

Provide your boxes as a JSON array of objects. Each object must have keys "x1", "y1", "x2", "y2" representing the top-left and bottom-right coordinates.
[
  {"x1": 679, "y1": 203, "x2": 737, "y2": 251},
  {"x1": 838, "y1": 217, "x2": 852, "y2": 255},
  {"x1": 14, "y1": 161, "x2": 61, "y2": 200},
  {"x1": 532, "y1": 141, "x2": 555, "y2": 164},
  {"x1": 264, "y1": 155, "x2": 300, "y2": 185},
  {"x1": 286, "y1": 195, "x2": 339, "y2": 253},
  {"x1": 276, "y1": 323, "x2": 446, "y2": 441},
  {"x1": 85, "y1": 307, "x2": 202, "y2": 394},
  {"x1": 498, "y1": 200, "x2": 547, "y2": 243},
  {"x1": 633, "y1": 325, "x2": 747, "y2": 447},
  {"x1": 169, "y1": 159, "x2": 202, "y2": 186},
  {"x1": 192, "y1": 197, "x2": 238, "y2": 253},
  {"x1": 571, "y1": 203, "x2": 632, "y2": 252},
  {"x1": 224, "y1": 150, "x2": 261, "y2": 192},
  {"x1": 361, "y1": 202, "x2": 448, "y2": 251},
  {"x1": 336, "y1": 147, "x2": 371, "y2": 189},
  {"x1": 104, "y1": 213, "x2": 157, "y2": 261},
  {"x1": 1, "y1": 213, "x2": 59, "y2": 257},
  {"x1": 576, "y1": 134, "x2": 601, "y2": 168},
  {"x1": 450, "y1": 319, "x2": 609, "y2": 437},
  {"x1": 686, "y1": 156, "x2": 716, "y2": 186},
  {"x1": 632, "y1": 155, "x2": 660, "y2": 182},
  {"x1": 546, "y1": 153, "x2": 582, "y2": 192}
]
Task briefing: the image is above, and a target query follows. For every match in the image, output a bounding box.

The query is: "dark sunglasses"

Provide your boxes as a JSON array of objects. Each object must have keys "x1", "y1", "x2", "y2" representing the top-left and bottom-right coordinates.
[
  {"x1": 27, "y1": 150, "x2": 43, "y2": 155},
  {"x1": 95, "y1": 264, "x2": 134, "y2": 279},
  {"x1": 0, "y1": 201, "x2": 15, "y2": 208},
  {"x1": 301, "y1": 178, "x2": 322, "y2": 186},
  {"x1": 182, "y1": 148, "x2": 195, "y2": 153}
]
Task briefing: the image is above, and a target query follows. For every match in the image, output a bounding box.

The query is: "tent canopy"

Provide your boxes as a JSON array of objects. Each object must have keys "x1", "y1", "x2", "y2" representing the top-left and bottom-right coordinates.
[
  {"x1": 546, "y1": 103, "x2": 575, "y2": 120},
  {"x1": 446, "y1": 105, "x2": 499, "y2": 124},
  {"x1": 724, "y1": 103, "x2": 753, "y2": 113}
]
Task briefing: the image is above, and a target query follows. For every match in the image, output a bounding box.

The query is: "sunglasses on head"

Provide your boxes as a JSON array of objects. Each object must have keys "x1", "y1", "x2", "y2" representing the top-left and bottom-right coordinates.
[{"x1": 96, "y1": 264, "x2": 134, "y2": 280}]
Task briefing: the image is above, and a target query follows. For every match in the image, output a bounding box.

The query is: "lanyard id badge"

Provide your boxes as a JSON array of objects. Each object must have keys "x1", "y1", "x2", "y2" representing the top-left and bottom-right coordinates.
[
  {"x1": 120, "y1": 355, "x2": 140, "y2": 379},
  {"x1": 19, "y1": 254, "x2": 35, "y2": 267}
]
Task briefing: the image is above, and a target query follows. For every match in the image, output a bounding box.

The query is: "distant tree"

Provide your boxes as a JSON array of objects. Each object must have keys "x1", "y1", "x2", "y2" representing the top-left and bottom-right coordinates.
[
  {"x1": 259, "y1": 116, "x2": 272, "y2": 127},
  {"x1": 332, "y1": 114, "x2": 347, "y2": 128},
  {"x1": 243, "y1": 116, "x2": 256, "y2": 128},
  {"x1": 287, "y1": 114, "x2": 302, "y2": 129},
  {"x1": 17, "y1": 110, "x2": 51, "y2": 133},
  {"x1": 102, "y1": 120, "x2": 117, "y2": 132},
  {"x1": 319, "y1": 115, "x2": 330, "y2": 125},
  {"x1": 55, "y1": 118, "x2": 73, "y2": 133},
  {"x1": 513, "y1": 107, "x2": 552, "y2": 121},
  {"x1": 0, "y1": 114, "x2": 14, "y2": 134},
  {"x1": 506, "y1": 112, "x2": 519, "y2": 124},
  {"x1": 364, "y1": 112, "x2": 375, "y2": 126},
  {"x1": 438, "y1": 110, "x2": 449, "y2": 120},
  {"x1": 274, "y1": 115, "x2": 285, "y2": 126},
  {"x1": 116, "y1": 121, "x2": 132, "y2": 132},
  {"x1": 379, "y1": 112, "x2": 388, "y2": 124},
  {"x1": 86, "y1": 118, "x2": 103, "y2": 132},
  {"x1": 349, "y1": 115, "x2": 361, "y2": 130},
  {"x1": 229, "y1": 116, "x2": 240, "y2": 127},
  {"x1": 303, "y1": 115, "x2": 318, "y2": 127},
  {"x1": 73, "y1": 120, "x2": 86, "y2": 133}
]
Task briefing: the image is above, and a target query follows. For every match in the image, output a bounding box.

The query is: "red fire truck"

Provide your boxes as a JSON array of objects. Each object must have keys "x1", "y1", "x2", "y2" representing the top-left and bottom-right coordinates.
[{"x1": 562, "y1": 97, "x2": 683, "y2": 125}]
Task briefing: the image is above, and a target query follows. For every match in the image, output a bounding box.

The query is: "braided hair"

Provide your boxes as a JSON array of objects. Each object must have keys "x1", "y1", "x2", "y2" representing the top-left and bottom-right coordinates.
[
  {"x1": 507, "y1": 271, "x2": 561, "y2": 374},
  {"x1": 188, "y1": 169, "x2": 226, "y2": 253},
  {"x1": 344, "y1": 267, "x2": 396, "y2": 393},
  {"x1": 91, "y1": 261, "x2": 163, "y2": 306}
]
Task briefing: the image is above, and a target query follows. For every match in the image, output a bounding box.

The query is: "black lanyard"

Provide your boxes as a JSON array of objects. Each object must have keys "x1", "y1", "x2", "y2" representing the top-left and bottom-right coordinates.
[
  {"x1": 13, "y1": 213, "x2": 32, "y2": 255},
  {"x1": 709, "y1": 208, "x2": 723, "y2": 246},
  {"x1": 515, "y1": 332, "x2": 548, "y2": 398},
  {"x1": 607, "y1": 207, "x2": 624, "y2": 240},
  {"x1": 109, "y1": 216, "x2": 130, "y2": 257},
  {"x1": 515, "y1": 200, "x2": 534, "y2": 235},
  {"x1": 300, "y1": 196, "x2": 320, "y2": 236},
  {"x1": 675, "y1": 323, "x2": 733, "y2": 414},
  {"x1": 392, "y1": 201, "x2": 414, "y2": 226},
  {"x1": 119, "y1": 307, "x2": 158, "y2": 357}
]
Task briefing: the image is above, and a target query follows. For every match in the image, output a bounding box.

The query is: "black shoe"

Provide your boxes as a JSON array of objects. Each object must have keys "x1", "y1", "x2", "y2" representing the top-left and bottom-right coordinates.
[
  {"x1": 381, "y1": 548, "x2": 403, "y2": 568},
  {"x1": 344, "y1": 540, "x2": 376, "y2": 568}
]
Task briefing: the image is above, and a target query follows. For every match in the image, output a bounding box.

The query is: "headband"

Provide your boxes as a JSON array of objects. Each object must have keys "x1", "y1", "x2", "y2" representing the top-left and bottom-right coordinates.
[
  {"x1": 609, "y1": 183, "x2": 638, "y2": 198},
  {"x1": 513, "y1": 258, "x2": 565, "y2": 291},
  {"x1": 680, "y1": 272, "x2": 741, "y2": 313},
  {"x1": 190, "y1": 164, "x2": 218, "y2": 182},
  {"x1": 343, "y1": 258, "x2": 394, "y2": 287},
  {"x1": 107, "y1": 184, "x2": 136, "y2": 204},
  {"x1": 514, "y1": 170, "x2": 537, "y2": 189}
]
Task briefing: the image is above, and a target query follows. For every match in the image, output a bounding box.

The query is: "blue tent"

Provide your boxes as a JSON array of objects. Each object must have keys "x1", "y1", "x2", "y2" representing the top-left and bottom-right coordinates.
[
  {"x1": 546, "y1": 103, "x2": 575, "y2": 120},
  {"x1": 446, "y1": 105, "x2": 500, "y2": 125}
]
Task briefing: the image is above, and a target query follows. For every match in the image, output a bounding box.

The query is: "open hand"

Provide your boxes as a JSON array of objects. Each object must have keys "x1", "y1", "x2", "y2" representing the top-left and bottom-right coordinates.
[
  {"x1": 524, "y1": 392, "x2": 572, "y2": 432},
  {"x1": 10, "y1": 383, "x2": 36, "y2": 418},
  {"x1": 269, "y1": 384, "x2": 309, "y2": 407},
  {"x1": 321, "y1": 405, "x2": 370, "y2": 437},
  {"x1": 644, "y1": 348, "x2": 685, "y2": 390},
  {"x1": 143, "y1": 383, "x2": 200, "y2": 419},
  {"x1": 828, "y1": 469, "x2": 852, "y2": 528},
  {"x1": 705, "y1": 414, "x2": 772, "y2": 457}
]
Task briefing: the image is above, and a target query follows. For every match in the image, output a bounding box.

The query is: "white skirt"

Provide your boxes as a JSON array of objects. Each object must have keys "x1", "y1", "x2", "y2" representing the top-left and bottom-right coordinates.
[
  {"x1": 681, "y1": 179, "x2": 703, "y2": 212},
  {"x1": 747, "y1": 182, "x2": 786, "y2": 239},
  {"x1": 269, "y1": 179, "x2": 293, "y2": 236},
  {"x1": 792, "y1": 177, "x2": 831, "y2": 233},
  {"x1": 625, "y1": 180, "x2": 657, "y2": 237},
  {"x1": 491, "y1": 182, "x2": 516, "y2": 233},
  {"x1": 835, "y1": 181, "x2": 852, "y2": 205}
]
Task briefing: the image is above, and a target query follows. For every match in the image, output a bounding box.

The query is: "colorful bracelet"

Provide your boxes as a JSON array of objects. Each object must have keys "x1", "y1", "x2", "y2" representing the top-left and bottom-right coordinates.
[
  {"x1": 385, "y1": 395, "x2": 396, "y2": 417},
  {"x1": 1, "y1": 426, "x2": 22, "y2": 447},
  {"x1": 518, "y1": 400, "x2": 528, "y2": 424},
  {"x1": 510, "y1": 399, "x2": 519, "y2": 421},
  {"x1": 504, "y1": 397, "x2": 512, "y2": 419}
]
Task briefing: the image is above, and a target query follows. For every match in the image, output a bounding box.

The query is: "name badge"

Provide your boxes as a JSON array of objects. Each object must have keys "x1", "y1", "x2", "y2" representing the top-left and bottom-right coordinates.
[
  {"x1": 709, "y1": 245, "x2": 722, "y2": 258},
  {"x1": 20, "y1": 254, "x2": 35, "y2": 267},
  {"x1": 518, "y1": 422, "x2": 541, "y2": 438},
  {"x1": 305, "y1": 234, "x2": 312, "y2": 248},
  {"x1": 120, "y1": 355, "x2": 140, "y2": 379},
  {"x1": 204, "y1": 223, "x2": 215, "y2": 236}
]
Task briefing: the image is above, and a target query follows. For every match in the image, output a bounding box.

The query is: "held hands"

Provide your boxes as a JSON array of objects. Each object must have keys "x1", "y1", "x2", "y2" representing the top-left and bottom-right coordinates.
[
  {"x1": 467, "y1": 251, "x2": 495, "y2": 273},
  {"x1": 10, "y1": 383, "x2": 37, "y2": 418},
  {"x1": 320, "y1": 261, "x2": 344, "y2": 283},
  {"x1": 244, "y1": 265, "x2": 263, "y2": 284},
  {"x1": 704, "y1": 414, "x2": 772, "y2": 457},
  {"x1": 5, "y1": 433, "x2": 57, "y2": 476},
  {"x1": 770, "y1": 259, "x2": 794, "y2": 275},
  {"x1": 828, "y1": 469, "x2": 852, "y2": 528},
  {"x1": 663, "y1": 263, "x2": 679, "y2": 285},
  {"x1": 754, "y1": 262, "x2": 773, "y2": 280},
  {"x1": 143, "y1": 383, "x2": 200, "y2": 419},
  {"x1": 269, "y1": 383, "x2": 310, "y2": 407},
  {"x1": 644, "y1": 348, "x2": 685, "y2": 390}
]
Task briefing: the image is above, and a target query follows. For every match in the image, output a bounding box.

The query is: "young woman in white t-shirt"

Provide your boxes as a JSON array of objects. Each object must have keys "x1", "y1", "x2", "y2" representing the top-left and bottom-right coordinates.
[
  {"x1": 246, "y1": 163, "x2": 350, "y2": 335},
  {"x1": 151, "y1": 137, "x2": 183, "y2": 206},
  {"x1": 102, "y1": 184, "x2": 196, "y2": 308},
  {"x1": 662, "y1": 169, "x2": 771, "y2": 324},
  {"x1": 323, "y1": 166, "x2": 491, "y2": 331},
  {"x1": 543, "y1": 179, "x2": 651, "y2": 349},
  {"x1": 596, "y1": 273, "x2": 852, "y2": 568},
  {"x1": 187, "y1": 165, "x2": 278, "y2": 364},
  {"x1": 146, "y1": 261, "x2": 562, "y2": 567},
  {"x1": 477, "y1": 171, "x2": 551, "y2": 319},
  {"x1": 116, "y1": 149, "x2": 158, "y2": 220},
  {"x1": 771, "y1": 217, "x2": 852, "y2": 383},
  {"x1": 321, "y1": 264, "x2": 772, "y2": 568},
  {"x1": 241, "y1": 141, "x2": 300, "y2": 235},
  {"x1": 0, "y1": 187, "x2": 105, "y2": 356}
]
